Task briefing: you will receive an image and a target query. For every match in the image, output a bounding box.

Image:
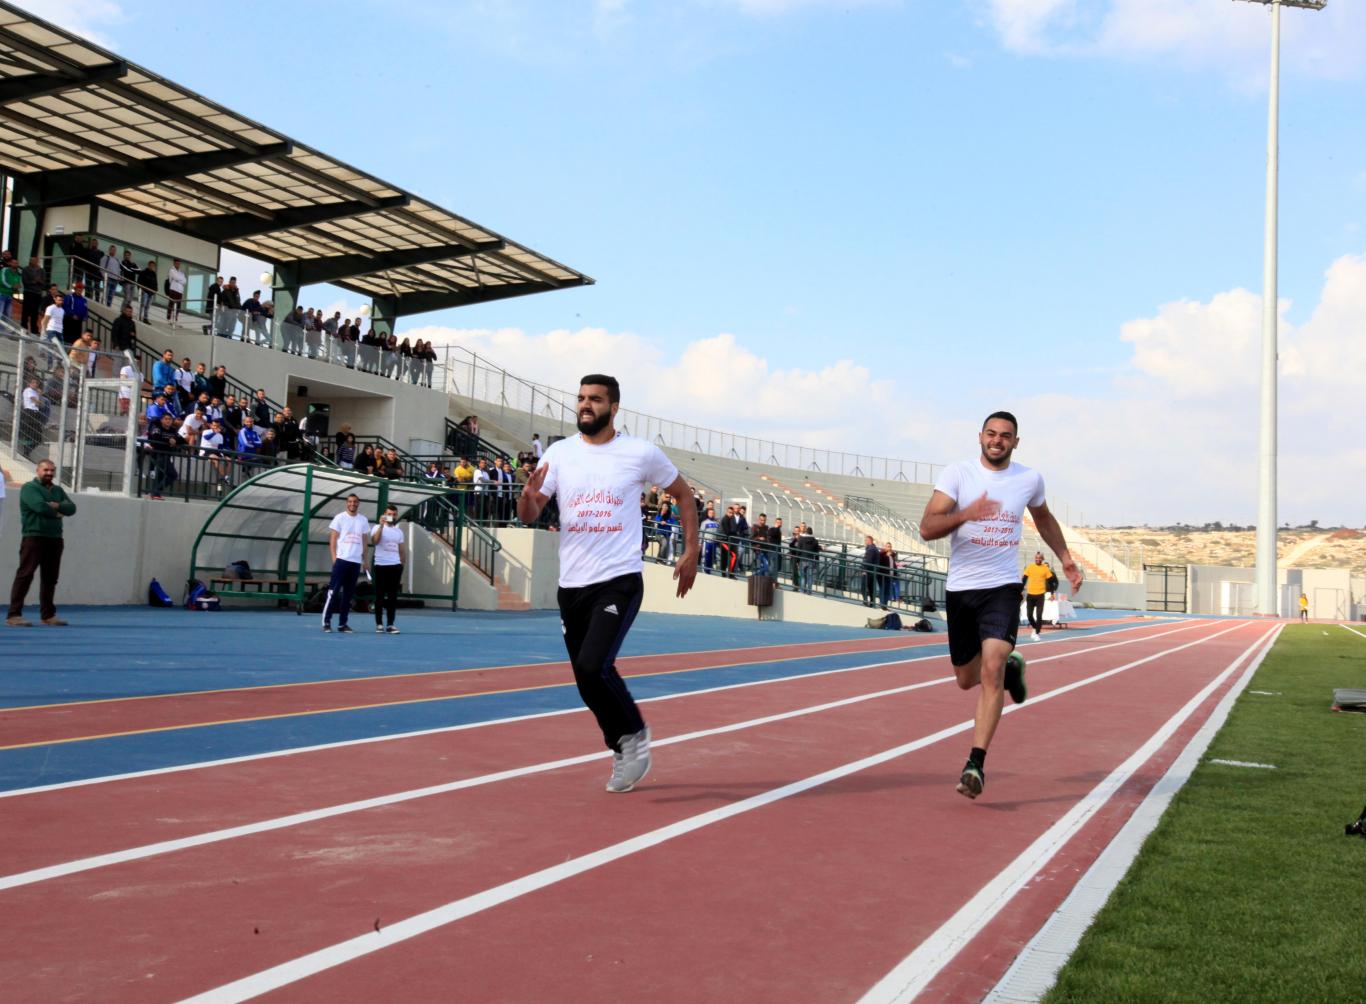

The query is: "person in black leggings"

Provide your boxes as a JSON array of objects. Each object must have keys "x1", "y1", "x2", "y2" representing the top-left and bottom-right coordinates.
[{"x1": 370, "y1": 503, "x2": 406, "y2": 634}]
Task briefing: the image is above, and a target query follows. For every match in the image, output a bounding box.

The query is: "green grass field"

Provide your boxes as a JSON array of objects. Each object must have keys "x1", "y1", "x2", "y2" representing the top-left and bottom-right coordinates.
[{"x1": 1044, "y1": 624, "x2": 1366, "y2": 1004}]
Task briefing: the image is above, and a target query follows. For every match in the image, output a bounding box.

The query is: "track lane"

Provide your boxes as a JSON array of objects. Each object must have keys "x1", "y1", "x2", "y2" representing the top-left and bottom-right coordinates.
[
  {"x1": 0, "y1": 621, "x2": 1252, "y2": 1001},
  {"x1": 0, "y1": 622, "x2": 1202, "y2": 882}
]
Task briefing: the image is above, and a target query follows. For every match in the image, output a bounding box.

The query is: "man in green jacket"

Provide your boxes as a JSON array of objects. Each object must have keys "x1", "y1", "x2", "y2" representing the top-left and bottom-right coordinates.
[{"x1": 7, "y1": 459, "x2": 76, "y2": 626}]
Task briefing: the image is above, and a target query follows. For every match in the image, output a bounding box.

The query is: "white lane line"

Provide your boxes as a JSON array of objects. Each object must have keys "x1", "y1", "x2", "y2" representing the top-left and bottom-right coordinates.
[
  {"x1": 0, "y1": 620, "x2": 1201, "y2": 800},
  {"x1": 982, "y1": 625, "x2": 1281, "y2": 1004},
  {"x1": 174, "y1": 623, "x2": 1253, "y2": 1004},
  {"x1": 0, "y1": 620, "x2": 1215, "y2": 893},
  {"x1": 858, "y1": 622, "x2": 1274, "y2": 1004},
  {"x1": 1338, "y1": 623, "x2": 1366, "y2": 640}
]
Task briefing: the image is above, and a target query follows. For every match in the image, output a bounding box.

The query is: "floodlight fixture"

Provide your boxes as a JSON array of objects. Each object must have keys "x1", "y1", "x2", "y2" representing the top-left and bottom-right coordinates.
[{"x1": 1232, "y1": 0, "x2": 1326, "y2": 616}]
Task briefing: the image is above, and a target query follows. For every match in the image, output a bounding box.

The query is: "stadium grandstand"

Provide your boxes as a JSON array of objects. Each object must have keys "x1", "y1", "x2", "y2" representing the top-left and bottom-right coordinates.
[{"x1": 0, "y1": 0, "x2": 1143, "y2": 623}]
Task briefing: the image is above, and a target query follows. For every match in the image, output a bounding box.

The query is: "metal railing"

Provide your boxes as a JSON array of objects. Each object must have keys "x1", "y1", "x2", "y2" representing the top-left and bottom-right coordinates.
[{"x1": 134, "y1": 444, "x2": 290, "y2": 501}]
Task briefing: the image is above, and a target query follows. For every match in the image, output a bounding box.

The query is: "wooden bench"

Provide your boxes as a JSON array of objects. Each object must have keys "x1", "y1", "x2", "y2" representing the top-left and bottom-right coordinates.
[{"x1": 210, "y1": 577, "x2": 323, "y2": 594}]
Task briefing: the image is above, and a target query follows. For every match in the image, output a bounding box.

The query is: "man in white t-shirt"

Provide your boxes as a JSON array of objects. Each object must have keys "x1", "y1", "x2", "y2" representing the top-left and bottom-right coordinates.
[
  {"x1": 920, "y1": 411, "x2": 1083, "y2": 801},
  {"x1": 199, "y1": 418, "x2": 232, "y2": 486},
  {"x1": 41, "y1": 293, "x2": 65, "y2": 344},
  {"x1": 323, "y1": 493, "x2": 370, "y2": 634},
  {"x1": 517, "y1": 374, "x2": 699, "y2": 793},
  {"x1": 165, "y1": 259, "x2": 187, "y2": 325}
]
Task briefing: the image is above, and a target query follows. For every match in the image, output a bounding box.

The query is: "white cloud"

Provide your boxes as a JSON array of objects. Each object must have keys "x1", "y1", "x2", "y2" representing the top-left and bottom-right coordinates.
[
  {"x1": 17, "y1": 0, "x2": 125, "y2": 48},
  {"x1": 979, "y1": 0, "x2": 1364, "y2": 81}
]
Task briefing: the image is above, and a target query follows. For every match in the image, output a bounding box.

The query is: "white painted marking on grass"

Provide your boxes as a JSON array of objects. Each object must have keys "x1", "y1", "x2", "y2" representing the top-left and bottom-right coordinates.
[
  {"x1": 0, "y1": 620, "x2": 1201, "y2": 800},
  {"x1": 0, "y1": 621, "x2": 1213, "y2": 893},
  {"x1": 982, "y1": 626, "x2": 1281, "y2": 1004},
  {"x1": 857, "y1": 622, "x2": 1273, "y2": 1004},
  {"x1": 1247, "y1": 691, "x2": 1281, "y2": 696},
  {"x1": 1338, "y1": 623, "x2": 1366, "y2": 641},
  {"x1": 1208, "y1": 758, "x2": 1277, "y2": 769},
  {"x1": 175, "y1": 623, "x2": 1250, "y2": 1004}
]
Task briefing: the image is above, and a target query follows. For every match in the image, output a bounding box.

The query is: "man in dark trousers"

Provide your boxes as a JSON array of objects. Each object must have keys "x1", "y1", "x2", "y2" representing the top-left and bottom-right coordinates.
[
  {"x1": 7, "y1": 459, "x2": 76, "y2": 626},
  {"x1": 862, "y1": 535, "x2": 883, "y2": 607}
]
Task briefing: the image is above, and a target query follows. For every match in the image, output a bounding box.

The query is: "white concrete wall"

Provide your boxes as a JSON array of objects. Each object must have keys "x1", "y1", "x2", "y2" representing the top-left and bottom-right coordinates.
[
  {"x1": 1072, "y1": 579, "x2": 1147, "y2": 610},
  {"x1": 405, "y1": 522, "x2": 496, "y2": 610},
  {"x1": 44, "y1": 205, "x2": 93, "y2": 238},
  {"x1": 93, "y1": 207, "x2": 219, "y2": 271},
  {"x1": 0, "y1": 488, "x2": 214, "y2": 606},
  {"x1": 1300, "y1": 567, "x2": 1353, "y2": 621}
]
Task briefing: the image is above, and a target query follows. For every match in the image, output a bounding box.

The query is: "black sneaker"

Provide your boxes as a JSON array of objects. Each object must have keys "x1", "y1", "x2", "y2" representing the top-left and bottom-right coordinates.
[
  {"x1": 337, "y1": 625, "x2": 355, "y2": 634},
  {"x1": 1005, "y1": 651, "x2": 1028, "y2": 705},
  {"x1": 956, "y1": 760, "x2": 984, "y2": 800},
  {"x1": 322, "y1": 624, "x2": 332, "y2": 633}
]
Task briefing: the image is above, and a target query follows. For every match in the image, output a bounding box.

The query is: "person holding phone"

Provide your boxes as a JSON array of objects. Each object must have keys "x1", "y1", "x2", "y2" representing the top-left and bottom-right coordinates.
[{"x1": 371, "y1": 503, "x2": 406, "y2": 634}]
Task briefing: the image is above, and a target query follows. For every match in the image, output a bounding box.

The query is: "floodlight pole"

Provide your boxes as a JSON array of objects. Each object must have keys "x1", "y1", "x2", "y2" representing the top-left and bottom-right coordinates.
[{"x1": 1240, "y1": 0, "x2": 1326, "y2": 617}]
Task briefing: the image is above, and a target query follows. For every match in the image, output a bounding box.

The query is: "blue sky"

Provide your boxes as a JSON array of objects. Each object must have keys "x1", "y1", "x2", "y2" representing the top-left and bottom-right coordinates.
[{"x1": 37, "y1": 0, "x2": 1366, "y2": 525}]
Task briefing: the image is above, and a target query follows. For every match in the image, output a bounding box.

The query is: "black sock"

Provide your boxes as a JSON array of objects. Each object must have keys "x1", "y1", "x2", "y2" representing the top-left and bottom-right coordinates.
[{"x1": 969, "y1": 747, "x2": 987, "y2": 769}]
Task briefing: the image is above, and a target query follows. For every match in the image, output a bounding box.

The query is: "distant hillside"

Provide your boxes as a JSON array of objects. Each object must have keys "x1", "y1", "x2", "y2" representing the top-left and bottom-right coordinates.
[{"x1": 1082, "y1": 527, "x2": 1366, "y2": 579}]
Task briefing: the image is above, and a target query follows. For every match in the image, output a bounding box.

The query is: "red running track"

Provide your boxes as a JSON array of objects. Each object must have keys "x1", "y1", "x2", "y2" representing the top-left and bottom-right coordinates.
[{"x1": 0, "y1": 618, "x2": 1270, "y2": 1003}]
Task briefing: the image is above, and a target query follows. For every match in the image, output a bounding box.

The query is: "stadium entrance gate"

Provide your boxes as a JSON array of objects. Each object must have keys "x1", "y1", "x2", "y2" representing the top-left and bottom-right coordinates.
[{"x1": 1145, "y1": 564, "x2": 1187, "y2": 613}]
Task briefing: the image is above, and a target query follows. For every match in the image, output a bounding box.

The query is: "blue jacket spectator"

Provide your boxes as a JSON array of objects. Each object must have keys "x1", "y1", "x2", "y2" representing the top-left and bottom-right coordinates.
[
  {"x1": 151, "y1": 354, "x2": 177, "y2": 392},
  {"x1": 146, "y1": 395, "x2": 171, "y2": 423},
  {"x1": 237, "y1": 422, "x2": 262, "y2": 454}
]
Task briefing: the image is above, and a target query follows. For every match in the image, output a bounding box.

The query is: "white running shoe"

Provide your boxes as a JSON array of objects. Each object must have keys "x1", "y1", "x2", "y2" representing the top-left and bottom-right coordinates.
[
  {"x1": 1031, "y1": 631, "x2": 1040, "y2": 642},
  {"x1": 606, "y1": 726, "x2": 652, "y2": 793}
]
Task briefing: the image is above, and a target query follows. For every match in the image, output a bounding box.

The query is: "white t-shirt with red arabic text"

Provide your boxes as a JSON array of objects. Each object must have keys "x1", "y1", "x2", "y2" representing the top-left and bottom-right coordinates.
[
  {"x1": 934, "y1": 459, "x2": 1045, "y2": 592},
  {"x1": 540, "y1": 433, "x2": 678, "y2": 588}
]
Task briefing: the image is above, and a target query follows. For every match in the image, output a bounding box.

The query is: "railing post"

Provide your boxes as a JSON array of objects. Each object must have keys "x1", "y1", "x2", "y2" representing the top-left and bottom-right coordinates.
[{"x1": 9, "y1": 338, "x2": 22, "y2": 458}]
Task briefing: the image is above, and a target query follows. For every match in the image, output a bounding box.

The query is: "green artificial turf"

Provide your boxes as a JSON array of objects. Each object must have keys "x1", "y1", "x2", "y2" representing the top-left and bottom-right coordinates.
[{"x1": 1043, "y1": 624, "x2": 1366, "y2": 1004}]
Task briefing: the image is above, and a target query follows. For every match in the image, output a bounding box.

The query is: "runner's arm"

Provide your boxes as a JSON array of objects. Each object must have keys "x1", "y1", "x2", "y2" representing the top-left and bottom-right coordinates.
[{"x1": 919, "y1": 489, "x2": 999, "y2": 542}]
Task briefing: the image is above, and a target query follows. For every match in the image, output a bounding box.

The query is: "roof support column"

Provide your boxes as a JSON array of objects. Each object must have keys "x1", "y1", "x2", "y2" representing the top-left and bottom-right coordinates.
[
  {"x1": 370, "y1": 294, "x2": 397, "y2": 339},
  {"x1": 8, "y1": 176, "x2": 44, "y2": 260},
  {"x1": 270, "y1": 261, "x2": 300, "y2": 325}
]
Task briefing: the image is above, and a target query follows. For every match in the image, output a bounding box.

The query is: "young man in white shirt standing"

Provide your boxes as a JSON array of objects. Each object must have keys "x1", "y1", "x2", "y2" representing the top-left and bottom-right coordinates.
[
  {"x1": 518, "y1": 374, "x2": 699, "y2": 793},
  {"x1": 41, "y1": 292, "x2": 65, "y2": 344},
  {"x1": 323, "y1": 493, "x2": 370, "y2": 634},
  {"x1": 370, "y1": 503, "x2": 406, "y2": 634},
  {"x1": 165, "y1": 259, "x2": 187, "y2": 325},
  {"x1": 919, "y1": 411, "x2": 1083, "y2": 801}
]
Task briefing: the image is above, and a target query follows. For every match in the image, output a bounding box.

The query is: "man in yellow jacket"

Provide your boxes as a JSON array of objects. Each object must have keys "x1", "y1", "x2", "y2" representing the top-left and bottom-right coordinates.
[{"x1": 1021, "y1": 551, "x2": 1053, "y2": 642}]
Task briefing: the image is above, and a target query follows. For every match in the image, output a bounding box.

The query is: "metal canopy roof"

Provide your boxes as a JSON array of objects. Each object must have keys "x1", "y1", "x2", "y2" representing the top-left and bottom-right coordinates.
[{"x1": 0, "y1": 2, "x2": 592, "y2": 315}]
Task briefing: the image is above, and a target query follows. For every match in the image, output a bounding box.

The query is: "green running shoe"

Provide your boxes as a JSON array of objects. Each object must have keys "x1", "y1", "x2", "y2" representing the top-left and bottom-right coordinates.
[
  {"x1": 956, "y1": 760, "x2": 984, "y2": 799},
  {"x1": 1005, "y1": 651, "x2": 1028, "y2": 705}
]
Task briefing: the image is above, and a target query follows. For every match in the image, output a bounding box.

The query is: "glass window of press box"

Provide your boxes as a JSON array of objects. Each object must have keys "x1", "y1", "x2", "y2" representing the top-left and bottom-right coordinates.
[{"x1": 45, "y1": 234, "x2": 216, "y2": 316}]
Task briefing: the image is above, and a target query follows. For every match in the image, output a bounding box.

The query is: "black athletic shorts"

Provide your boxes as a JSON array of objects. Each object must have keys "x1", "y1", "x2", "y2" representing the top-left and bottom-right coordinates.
[{"x1": 946, "y1": 583, "x2": 1022, "y2": 667}]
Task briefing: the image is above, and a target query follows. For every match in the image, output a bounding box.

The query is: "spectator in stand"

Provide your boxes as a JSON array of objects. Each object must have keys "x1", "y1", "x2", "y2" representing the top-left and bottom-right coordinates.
[
  {"x1": 216, "y1": 277, "x2": 241, "y2": 338},
  {"x1": 334, "y1": 423, "x2": 353, "y2": 454},
  {"x1": 100, "y1": 244, "x2": 122, "y2": 306},
  {"x1": 718, "y1": 505, "x2": 739, "y2": 578},
  {"x1": 0, "y1": 251, "x2": 21, "y2": 320},
  {"x1": 166, "y1": 259, "x2": 187, "y2": 326},
  {"x1": 883, "y1": 542, "x2": 899, "y2": 606},
  {"x1": 655, "y1": 494, "x2": 678, "y2": 563},
  {"x1": 159, "y1": 384, "x2": 183, "y2": 420},
  {"x1": 257, "y1": 427, "x2": 281, "y2": 462},
  {"x1": 377, "y1": 448, "x2": 404, "y2": 480},
  {"x1": 751, "y1": 513, "x2": 773, "y2": 576},
  {"x1": 175, "y1": 356, "x2": 194, "y2": 410},
  {"x1": 356, "y1": 443, "x2": 377, "y2": 476},
  {"x1": 242, "y1": 289, "x2": 266, "y2": 346},
  {"x1": 862, "y1": 535, "x2": 882, "y2": 607},
  {"x1": 178, "y1": 405, "x2": 207, "y2": 445},
  {"x1": 409, "y1": 339, "x2": 425, "y2": 385},
  {"x1": 145, "y1": 391, "x2": 172, "y2": 426},
  {"x1": 40, "y1": 291, "x2": 65, "y2": 344},
  {"x1": 191, "y1": 363, "x2": 211, "y2": 401},
  {"x1": 20, "y1": 255, "x2": 47, "y2": 333},
  {"x1": 117, "y1": 250, "x2": 138, "y2": 308},
  {"x1": 204, "y1": 396, "x2": 223, "y2": 424},
  {"x1": 144, "y1": 412, "x2": 184, "y2": 499},
  {"x1": 17, "y1": 378, "x2": 43, "y2": 458},
  {"x1": 109, "y1": 302, "x2": 136, "y2": 351},
  {"x1": 117, "y1": 359, "x2": 140, "y2": 416},
  {"x1": 62, "y1": 282, "x2": 88, "y2": 344},
  {"x1": 199, "y1": 417, "x2": 231, "y2": 487},
  {"x1": 236, "y1": 413, "x2": 261, "y2": 455},
  {"x1": 151, "y1": 349, "x2": 176, "y2": 397},
  {"x1": 472, "y1": 457, "x2": 492, "y2": 519},
  {"x1": 370, "y1": 503, "x2": 406, "y2": 634},
  {"x1": 207, "y1": 365, "x2": 228, "y2": 401},
  {"x1": 451, "y1": 455, "x2": 473, "y2": 510},
  {"x1": 700, "y1": 504, "x2": 720, "y2": 574},
  {"x1": 734, "y1": 504, "x2": 750, "y2": 573},
  {"x1": 531, "y1": 432, "x2": 543, "y2": 461},
  {"x1": 274, "y1": 405, "x2": 301, "y2": 460},
  {"x1": 135, "y1": 259, "x2": 157, "y2": 323},
  {"x1": 381, "y1": 334, "x2": 398, "y2": 377},
  {"x1": 221, "y1": 393, "x2": 242, "y2": 432},
  {"x1": 336, "y1": 434, "x2": 356, "y2": 470},
  {"x1": 206, "y1": 274, "x2": 223, "y2": 329},
  {"x1": 394, "y1": 336, "x2": 410, "y2": 380},
  {"x1": 66, "y1": 332, "x2": 95, "y2": 378},
  {"x1": 795, "y1": 524, "x2": 821, "y2": 593}
]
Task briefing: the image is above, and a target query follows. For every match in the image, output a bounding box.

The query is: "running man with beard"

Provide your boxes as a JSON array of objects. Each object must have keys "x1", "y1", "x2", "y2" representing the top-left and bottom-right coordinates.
[
  {"x1": 919, "y1": 411, "x2": 1083, "y2": 799},
  {"x1": 517, "y1": 374, "x2": 700, "y2": 792}
]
